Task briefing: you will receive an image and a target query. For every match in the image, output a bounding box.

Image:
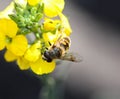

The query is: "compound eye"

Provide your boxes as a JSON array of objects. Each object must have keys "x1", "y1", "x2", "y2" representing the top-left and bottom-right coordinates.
[
  {"x1": 44, "y1": 51, "x2": 49, "y2": 58},
  {"x1": 43, "y1": 51, "x2": 52, "y2": 62}
]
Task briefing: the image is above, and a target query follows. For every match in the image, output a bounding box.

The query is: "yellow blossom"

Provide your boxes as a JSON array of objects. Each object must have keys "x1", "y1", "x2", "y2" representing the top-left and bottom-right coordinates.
[
  {"x1": 0, "y1": 33, "x2": 6, "y2": 50},
  {"x1": 17, "y1": 57, "x2": 30, "y2": 70},
  {"x1": 0, "y1": 18, "x2": 18, "y2": 50},
  {"x1": 16, "y1": 46, "x2": 56, "y2": 75},
  {"x1": 43, "y1": 18, "x2": 61, "y2": 31},
  {"x1": 27, "y1": 0, "x2": 65, "y2": 17},
  {"x1": 4, "y1": 50, "x2": 30, "y2": 70},
  {"x1": 27, "y1": 0, "x2": 41, "y2": 6},
  {"x1": 0, "y1": 18, "x2": 28, "y2": 56},
  {"x1": 42, "y1": 0, "x2": 65, "y2": 17},
  {"x1": 59, "y1": 13, "x2": 72, "y2": 36},
  {"x1": 42, "y1": 32, "x2": 58, "y2": 45},
  {"x1": 4, "y1": 50, "x2": 18, "y2": 62},
  {"x1": 24, "y1": 41, "x2": 41, "y2": 62},
  {"x1": 0, "y1": 0, "x2": 71, "y2": 75},
  {"x1": 30, "y1": 57, "x2": 56, "y2": 75},
  {"x1": 7, "y1": 35, "x2": 28, "y2": 56},
  {"x1": 0, "y1": 18, "x2": 18, "y2": 37}
]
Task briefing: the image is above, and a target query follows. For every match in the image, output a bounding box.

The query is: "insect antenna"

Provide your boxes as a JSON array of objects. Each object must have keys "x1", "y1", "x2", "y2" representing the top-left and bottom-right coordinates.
[
  {"x1": 45, "y1": 47, "x2": 48, "y2": 50},
  {"x1": 48, "y1": 41, "x2": 51, "y2": 46}
]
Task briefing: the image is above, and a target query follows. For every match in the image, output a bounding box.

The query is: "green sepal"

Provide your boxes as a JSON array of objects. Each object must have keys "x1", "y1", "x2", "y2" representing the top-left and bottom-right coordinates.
[
  {"x1": 8, "y1": 14, "x2": 18, "y2": 23},
  {"x1": 35, "y1": 13, "x2": 43, "y2": 21},
  {"x1": 14, "y1": 2, "x2": 24, "y2": 14},
  {"x1": 18, "y1": 27, "x2": 31, "y2": 35},
  {"x1": 37, "y1": 3, "x2": 44, "y2": 13}
]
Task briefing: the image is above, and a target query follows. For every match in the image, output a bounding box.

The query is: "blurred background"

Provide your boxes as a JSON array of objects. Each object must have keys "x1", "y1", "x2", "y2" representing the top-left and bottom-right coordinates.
[{"x1": 0, "y1": 0, "x2": 120, "y2": 99}]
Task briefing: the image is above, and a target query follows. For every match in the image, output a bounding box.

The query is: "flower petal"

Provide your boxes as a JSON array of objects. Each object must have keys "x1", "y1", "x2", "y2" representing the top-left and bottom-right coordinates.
[
  {"x1": 24, "y1": 42, "x2": 41, "y2": 62},
  {"x1": 0, "y1": 19, "x2": 7, "y2": 34},
  {"x1": 7, "y1": 35, "x2": 28, "y2": 56},
  {"x1": 6, "y1": 19, "x2": 18, "y2": 38},
  {"x1": 30, "y1": 57, "x2": 56, "y2": 75},
  {"x1": 43, "y1": 18, "x2": 61, "y2": 31},
  {"x1": 27, "y1": 0, "x2": 41, "y2": 6},
  {"x1": 4, "y1": 50, "x2": 17, "y2": 62},
  {"x1": 43, "y1": 19, "x2": 56, "y2": 31},
  {"x1": 0, "y1": 33, "x2": 6, "y2": 50},
  {"x1": 0, "y1": 18, "x2": 18, "y2": 38},
  {"x1": 42, "y1": 32, "x2": 57, "y2": 45},
  {"x1": 43, "y1": 0, "x2": 65, "y2": 17},
  {"x1": 17, "y1": 57, "x2": 30, "y2": 70},
  {"x1": 59, "y1": 13, "x2": 72, "y2": 36}
]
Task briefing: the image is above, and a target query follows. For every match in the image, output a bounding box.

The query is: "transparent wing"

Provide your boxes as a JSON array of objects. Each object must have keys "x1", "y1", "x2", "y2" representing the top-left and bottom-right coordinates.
[{"x1": 60, "y1": 52, "x2": 83, "y2": 62}]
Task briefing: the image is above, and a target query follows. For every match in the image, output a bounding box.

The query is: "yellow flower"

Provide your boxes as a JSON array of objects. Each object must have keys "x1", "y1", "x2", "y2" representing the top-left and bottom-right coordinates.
[
  {"x1": 4, "y1": 50, "x2": 18, "y2": 62},
  {"x1": 17, "y1": 56, "x2": 56, "y2": 75},
  {"x1": 27, "y1": 0, "x2": 41, "y2": 6},
  {"x1": 0, "y1": 18, "x2": 18, "y2": 50},
  {"x1": 16, "y1": 45, "x2": 56, "y2": 75},
  {"x1": 0, "y1": 18, "x2": 28, "y2": 56},
  {"x1": 4, "y1": 46, "x2": 30, "y2": 70},
  {"x1": 30, "y1": 57, "x2": 56, "y2": 75},
  {"x1": 0, "y1": 33, "x2": 6, "y2": 50},
  {"x1": 0, "y1": 18, "x2": 18, "y2": 37},
  {"x1": 43, "y1": 18, "x2": 61, "y2": 31},
  {"x1": 42, "y1": 0, "x2": 65, "y2": 17},
  {"x1": 27, "y1": 0, "x2": 65, "y2": 17},
  {"x1": 59, "y1": 13, "x2": 72, "y2": 36},
  {"x1": 0, "y1": 0, "x2": 71, "y2": 75},
  {"x1": 7, "y1": 35, "x2": 28, "y2": 56},
  {"x1": 16, "y1": 53, "x2": 56, "y2": 75},
  {"x1": 4, "y1": 50, "x2": 30, "y2": 70},
  {"x1": 24, "y1": 41, "x2": 41, "y2": 62},
  {"x1": 17, "y1": 57, "x2": 30, "y2": 70},
  {"x1": 4, "y1": 35, "x2": 28, "y2": 61},
  {"x1": 43, "y1": 32, "x2": 58, "y2": 45}
]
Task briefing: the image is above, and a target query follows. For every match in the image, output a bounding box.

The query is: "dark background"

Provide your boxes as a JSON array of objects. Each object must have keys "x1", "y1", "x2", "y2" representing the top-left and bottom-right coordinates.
[
  {"x1": 0, "y1": 0, "x2": 120, "y2": 99},
  {"x1": 0, "y1": 50, "x2": 41, "y2": 99},
  {"x1": 72, "y1": 0, "x2": 120, "y2": 26}
]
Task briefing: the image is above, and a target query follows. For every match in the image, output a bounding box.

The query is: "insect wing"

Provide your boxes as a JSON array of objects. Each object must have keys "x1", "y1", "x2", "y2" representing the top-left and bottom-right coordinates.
[{"x1": 60, "y1": 52, "x2": 83, "y2": 62}]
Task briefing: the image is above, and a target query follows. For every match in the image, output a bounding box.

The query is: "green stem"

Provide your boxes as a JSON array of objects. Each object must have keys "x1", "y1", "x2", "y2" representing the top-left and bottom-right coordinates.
[{"x1": 40, "y1": 74, "x2": 57, "y2": 99}]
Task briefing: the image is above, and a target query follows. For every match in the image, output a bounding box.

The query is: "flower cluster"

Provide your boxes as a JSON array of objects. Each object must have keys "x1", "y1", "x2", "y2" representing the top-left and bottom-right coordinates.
[{"x1": 0, "y1": 0, "x2": 72, "y2": 75}]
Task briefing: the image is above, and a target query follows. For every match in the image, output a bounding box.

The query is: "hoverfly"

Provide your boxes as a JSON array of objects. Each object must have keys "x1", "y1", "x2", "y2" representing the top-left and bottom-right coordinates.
[{"x1": 42, "y1": 33, "x2": 82, "y2": 62}]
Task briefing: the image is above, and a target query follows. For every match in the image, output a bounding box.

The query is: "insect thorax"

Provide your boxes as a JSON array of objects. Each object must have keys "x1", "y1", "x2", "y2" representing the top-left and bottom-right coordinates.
[{"x1": 43, "y1": 36, "x2": 71, "y2": 62}]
